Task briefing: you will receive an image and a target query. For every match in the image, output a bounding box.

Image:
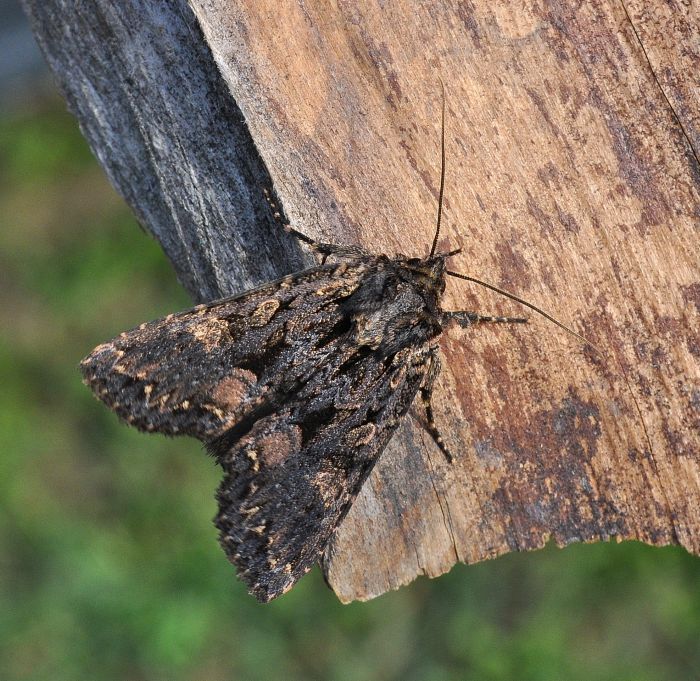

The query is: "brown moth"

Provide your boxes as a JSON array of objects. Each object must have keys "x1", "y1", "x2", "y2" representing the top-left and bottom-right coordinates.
[{"x1": 81, "y1": 92, "x2": 588, "y2": 601}]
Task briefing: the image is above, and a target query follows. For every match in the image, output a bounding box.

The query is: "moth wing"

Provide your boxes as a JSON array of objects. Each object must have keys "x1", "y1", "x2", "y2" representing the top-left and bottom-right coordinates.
[
  {"x1": 80, "y1": 260, "x2": 375, "y2": 440},
  {"x1": 82, "y1": 255, "x2": 438, "y2": 601},
  {"x1": 212, "y1": 340, "x2": 435, "y2": 602}
]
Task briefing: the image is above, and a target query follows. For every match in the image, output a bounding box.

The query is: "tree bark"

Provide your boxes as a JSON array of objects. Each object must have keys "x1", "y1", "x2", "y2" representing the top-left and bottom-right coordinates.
[{"x1": 25, "y1": 0, "x2": 700, "y2": 602}]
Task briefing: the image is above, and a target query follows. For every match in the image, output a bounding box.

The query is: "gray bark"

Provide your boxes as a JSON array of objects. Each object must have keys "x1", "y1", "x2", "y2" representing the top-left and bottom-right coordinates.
[{"x1": 22, "y1": 0, "x2": 308, "y2": 304}]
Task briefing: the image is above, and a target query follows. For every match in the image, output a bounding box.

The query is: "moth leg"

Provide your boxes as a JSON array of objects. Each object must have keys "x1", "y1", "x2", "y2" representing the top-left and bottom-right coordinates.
[
  {"x1": 283, "y1": 227, "x2": 369, "y2": 260},
  {"x1": 263, "y1": 187, "x2": 369, "y2": 260},
  {"x1": 419, "y1": 350, "x2": 454, "y2": 464},
  {"x1": 446, "y1": 311, "x2": 528, "y2": 327},
  {"x1": 310, "y1": 241, "x2": 370, "y2": 259}
]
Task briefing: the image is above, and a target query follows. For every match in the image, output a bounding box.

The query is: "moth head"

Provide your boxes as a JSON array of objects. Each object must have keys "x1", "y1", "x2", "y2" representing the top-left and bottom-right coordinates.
[{"x1": 401, "y1": 254, "x2": 448, "y2": 295}]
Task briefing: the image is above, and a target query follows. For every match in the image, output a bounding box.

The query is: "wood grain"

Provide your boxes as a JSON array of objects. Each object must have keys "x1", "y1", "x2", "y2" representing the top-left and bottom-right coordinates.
[
  {"x1": 22, "y1": 0, "x2": 311, "y2": 304},
  {"x1": 26, "y1": 0, "x2": 700, "y2": 602},
  {"x1": 191, "y1": 0, "x2": 700, "y2": 601}
]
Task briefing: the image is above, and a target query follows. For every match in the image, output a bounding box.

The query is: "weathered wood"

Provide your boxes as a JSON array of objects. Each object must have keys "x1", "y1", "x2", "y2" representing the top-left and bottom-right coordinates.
[
  {"x1": 26, "y1": 0, "x2": 700, "y2": 602},
  {"x1": 22, "y1": 0, "x2": 310, "y2": 304}
]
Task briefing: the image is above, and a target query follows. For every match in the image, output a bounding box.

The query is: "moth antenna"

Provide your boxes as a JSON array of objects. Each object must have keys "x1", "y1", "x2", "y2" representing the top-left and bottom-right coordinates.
[
  {"x1": 429, "y1": 78, "x2": 447, "y2": 258},
  {"x1": 445, "y1": 269, "x2": 598, "y2": 350}
]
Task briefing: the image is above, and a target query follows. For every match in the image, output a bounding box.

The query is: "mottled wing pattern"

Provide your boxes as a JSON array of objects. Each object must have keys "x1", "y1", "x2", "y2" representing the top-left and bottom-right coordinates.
[
  {"x1": 80, "y1": 260, "x2": 379, "y2": 440},
  {"x1": 212, "y1": 338, "x2": 435, "y2": 601},
  {"x1": 81, "y1": 257, "x2": 438, "y2": 600}
]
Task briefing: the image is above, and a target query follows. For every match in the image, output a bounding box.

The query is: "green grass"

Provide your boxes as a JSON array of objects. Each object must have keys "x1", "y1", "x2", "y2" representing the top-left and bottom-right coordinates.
[{"x1": 1, "y1": 96, "x2": 699, "y2": 681}]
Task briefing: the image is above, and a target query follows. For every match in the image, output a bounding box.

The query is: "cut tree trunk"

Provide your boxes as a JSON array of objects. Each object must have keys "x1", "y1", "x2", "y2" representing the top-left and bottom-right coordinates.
[{"x1": 24, "y1": 0, "x2": 700, "y2": 602}]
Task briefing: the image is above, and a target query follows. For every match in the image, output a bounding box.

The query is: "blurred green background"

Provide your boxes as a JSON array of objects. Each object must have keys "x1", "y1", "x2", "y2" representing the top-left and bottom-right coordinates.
[{"x1": 2, "y1": 57, "x2": 700, "y2": 681}]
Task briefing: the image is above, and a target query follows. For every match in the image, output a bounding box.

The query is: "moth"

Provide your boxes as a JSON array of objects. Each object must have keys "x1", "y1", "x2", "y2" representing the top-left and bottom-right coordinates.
[{"x1": 81, "y1": 94, "x2": 583, "y2": 602}]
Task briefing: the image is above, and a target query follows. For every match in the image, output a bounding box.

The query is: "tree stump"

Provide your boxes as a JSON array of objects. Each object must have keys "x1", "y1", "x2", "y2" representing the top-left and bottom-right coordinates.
[{"x1": 24, "y1": 0, "x2": 700, "y2": 602}]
